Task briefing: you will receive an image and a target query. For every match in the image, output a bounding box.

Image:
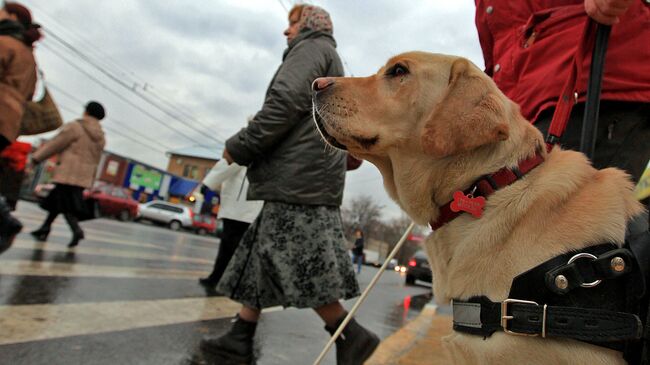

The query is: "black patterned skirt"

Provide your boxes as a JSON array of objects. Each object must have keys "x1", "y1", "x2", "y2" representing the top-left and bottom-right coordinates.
[
  {"x1": 40, "y1": 183, "x2": 86, "y2": 216},
  {"x1": 217, "y1": 202, "x2": 360, "y2": 309}
]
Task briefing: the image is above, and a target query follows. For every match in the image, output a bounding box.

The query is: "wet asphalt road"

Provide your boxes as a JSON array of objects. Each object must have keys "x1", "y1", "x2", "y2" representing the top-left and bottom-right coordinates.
[{"x1": 0, "y1": 202, "x2": 433, "y2": 365}]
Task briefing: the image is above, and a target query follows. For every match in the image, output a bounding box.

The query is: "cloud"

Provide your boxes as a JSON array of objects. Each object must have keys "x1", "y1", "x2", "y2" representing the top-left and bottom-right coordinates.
[{"x1": 20, "y1": 0, "x2": 483, "y2": 219}]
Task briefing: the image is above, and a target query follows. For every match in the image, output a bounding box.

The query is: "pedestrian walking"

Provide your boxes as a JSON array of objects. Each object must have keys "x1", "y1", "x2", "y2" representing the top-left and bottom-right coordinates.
[
  {"x1": 352, "y1": 229, "x2": 365, "y2": 274},
  {"x1": 200, "y1": 5, "x2": 379, "y2": 365},
  {"x1": 30, "y1": 102, "x2": 106, "y2": 248},
  {"x1": 198, "y1": 158, "x2": 262, "y2": 289},
  {"x1": 0, "y1": 1, "x2": 40, "y2": 253}
]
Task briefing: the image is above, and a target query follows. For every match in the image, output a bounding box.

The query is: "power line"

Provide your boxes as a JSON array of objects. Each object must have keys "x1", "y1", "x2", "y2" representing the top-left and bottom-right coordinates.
[
  {"x1": 56, "y1": 103, "x2": 169, "y2": 155},
  {"x1": 47, "y1": 82, "x2": 176, "y2": 151},
  {"x1": 28, "y1": 2, "x2": 151, "y2": 87},
  {"x1": 30, "y1": 4, "x2": 226, "y2": 137},
  {"x1": 103, "y1": 125, "x2": 168, "y2": 155},
  {"x1": 47, "y1": 83, "x2": 84, "y2": 104},
  {"x1": 275, "y1": 0, "x2": 289, "y2": 12},
  {"x1": 40, "y1": 42, "x2": 207, "y2": 144},
  {"x1": 42, "y1": 28, "x2": 225, "y2": 145}
]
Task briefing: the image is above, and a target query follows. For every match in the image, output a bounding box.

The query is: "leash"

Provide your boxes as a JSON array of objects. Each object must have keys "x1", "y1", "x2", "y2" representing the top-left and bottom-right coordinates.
[
  {"x1": 545, "y1": 20, "x2": 611, "y2": 157},
  {"x1": 579, "y1": 23, "x2": 611, "y2": 159},
  {"x1": 312, "y1": 222, "x2": 415, "y2": 365}
]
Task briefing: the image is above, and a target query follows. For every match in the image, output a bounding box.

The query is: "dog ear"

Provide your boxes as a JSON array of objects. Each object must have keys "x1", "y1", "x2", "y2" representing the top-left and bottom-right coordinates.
[{"x1": 421, "y1": 58, "x2": 509, "y2": 158}]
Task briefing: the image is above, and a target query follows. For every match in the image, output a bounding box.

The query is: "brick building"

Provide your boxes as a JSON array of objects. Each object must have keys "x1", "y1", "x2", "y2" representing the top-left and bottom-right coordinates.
[{"x1": 166, "y1": 145, "x2": 223, "y2": 182}]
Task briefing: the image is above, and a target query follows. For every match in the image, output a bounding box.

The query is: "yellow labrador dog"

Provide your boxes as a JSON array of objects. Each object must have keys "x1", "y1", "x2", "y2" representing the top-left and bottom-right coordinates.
[{"x1": 312, "y1": 52, "x2": 645, "y2": 364}]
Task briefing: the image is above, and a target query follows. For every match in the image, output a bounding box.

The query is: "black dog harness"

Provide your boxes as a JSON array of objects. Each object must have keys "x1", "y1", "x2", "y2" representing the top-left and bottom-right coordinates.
[{"x1": 452, "y1": 214, "x2": 650, "y2": 364}]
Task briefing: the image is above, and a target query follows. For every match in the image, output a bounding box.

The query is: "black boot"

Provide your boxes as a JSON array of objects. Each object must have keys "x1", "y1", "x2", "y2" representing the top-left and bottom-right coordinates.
[
  {"x1": 32, "y1": 212, "x2": 58, "y2": 241},
  {"x1": 198, "y1": 277, "x2": 218, "y2": 288},
  {"x1": 200, "y1": 315, "x2": 257, "y2": 364},
  {"x1": 325, "y1": 316, "x2": 380, "y2": 365},
  {"x1": 0, "y1": 196, "x2": 22, "y2": 255},
  {"x1": 67, "y1": 231, "x2": 84, "y2": 248},
  {"x1": 64, "y1": 214, "x2": 84, "y2": 248},
  {"x1": 30, "y1": 227, "x2": 51, "y2": 241}
]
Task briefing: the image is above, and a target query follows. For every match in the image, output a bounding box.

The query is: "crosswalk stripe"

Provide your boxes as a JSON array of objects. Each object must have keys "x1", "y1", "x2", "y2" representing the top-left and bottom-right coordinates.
[
  {"x1": 0, "y1": 297, "x2": 242, "y2": 345},
  {"x1": 0, "y1": 260, "x2": 210, "y2": 279},
  {"x1": 15, "y1": 230, "x2": 168, "y2": 251},
  {"x1": 8, "y1": 240, "x2": 214, "y2": 266},
  {"x1": 17, "y1": 213, "x2": 220, "y2": 245}
]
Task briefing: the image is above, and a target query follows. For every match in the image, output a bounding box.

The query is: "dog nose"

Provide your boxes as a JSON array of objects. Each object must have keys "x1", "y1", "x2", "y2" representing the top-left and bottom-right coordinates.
[{"x1": 312, "y1": 77, "x2": 334, "y2": 92}]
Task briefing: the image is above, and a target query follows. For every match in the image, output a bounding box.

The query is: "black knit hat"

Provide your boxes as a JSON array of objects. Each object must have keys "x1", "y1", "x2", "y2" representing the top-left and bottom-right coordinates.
[{"x1": 85, "y1": 101, "x2": 105, "y2": 120}]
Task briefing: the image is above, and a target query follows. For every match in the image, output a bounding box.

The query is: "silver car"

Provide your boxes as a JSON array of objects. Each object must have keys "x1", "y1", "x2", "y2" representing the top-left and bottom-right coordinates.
[{"x1": 136, "y1": 201, "x2": 194, "y2": 231}]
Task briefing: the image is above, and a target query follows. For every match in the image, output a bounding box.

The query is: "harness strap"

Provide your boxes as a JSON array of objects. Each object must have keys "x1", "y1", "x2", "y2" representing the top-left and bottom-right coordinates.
[
  {"x1": 451, "y1": 215, "x2": 650, "y2": 360},
  {"x1": 453, "y1": 296, "x2": 642, "y2": 341}
]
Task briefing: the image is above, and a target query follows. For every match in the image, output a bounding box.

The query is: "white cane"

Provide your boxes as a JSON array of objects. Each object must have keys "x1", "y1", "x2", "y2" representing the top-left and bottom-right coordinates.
[{"x1": 313, "y1": 222, "x2": 416, "y2": 365}]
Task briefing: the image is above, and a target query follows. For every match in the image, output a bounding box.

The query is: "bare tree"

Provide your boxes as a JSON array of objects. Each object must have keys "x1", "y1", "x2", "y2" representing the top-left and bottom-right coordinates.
[
  {"x1": 342, "y1": 195, "x2": 384, "y2": 238},
  {"x1": 377, "y1": 214, "x2": 412, "y2": 248}
]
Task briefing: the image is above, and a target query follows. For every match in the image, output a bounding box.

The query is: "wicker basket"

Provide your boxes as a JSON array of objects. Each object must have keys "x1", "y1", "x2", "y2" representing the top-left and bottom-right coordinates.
[{"x1": 20, "y1": 87, "x2": 63, "y2": 136}]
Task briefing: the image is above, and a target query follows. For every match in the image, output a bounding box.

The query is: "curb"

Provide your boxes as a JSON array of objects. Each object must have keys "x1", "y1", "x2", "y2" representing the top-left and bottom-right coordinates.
[{"x1": 366, "y1": 304, "x2": 452, "y2": 365}]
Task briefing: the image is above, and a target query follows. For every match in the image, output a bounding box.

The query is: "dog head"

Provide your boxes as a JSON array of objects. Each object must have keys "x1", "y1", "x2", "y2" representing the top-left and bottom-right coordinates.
[{"x1": 312, "y1": 52, "x2": 542, "y2": 223}]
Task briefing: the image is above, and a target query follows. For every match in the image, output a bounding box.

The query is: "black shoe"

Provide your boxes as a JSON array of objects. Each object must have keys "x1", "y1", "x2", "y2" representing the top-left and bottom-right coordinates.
[
  {"x1": 67, "y1": 231, "x2": 84, "y2": 248},
  {"x1": 201, "y1": 315, "x2": 256, "y2": 364},
  {"x1": 0, "y1": 197, "x2": 22, "y2": 255},
  {"x1": 30, "y1": 227, "x2": 50, "y2": 241},
  {"x1": 199, "y1": 277, "x2": 218, "y2": 288},
  {"x1": 325, "y1": 316, "x2": 380, "y2": 365}
]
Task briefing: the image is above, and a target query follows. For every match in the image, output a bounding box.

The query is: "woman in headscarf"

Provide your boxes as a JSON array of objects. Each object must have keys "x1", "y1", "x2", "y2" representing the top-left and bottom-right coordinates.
[
  {"x1": 0, "y1": 1, "x2": 41, "y2": 253},
  {"x1": 200, "y1": 5, "x2": 379, "y2": 365}
]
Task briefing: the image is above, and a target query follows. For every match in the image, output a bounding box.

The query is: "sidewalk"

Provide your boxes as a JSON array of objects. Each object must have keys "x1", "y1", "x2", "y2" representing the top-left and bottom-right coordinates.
[{"x1": 366, "y1": 305, "x2": 452, "y2": 365}]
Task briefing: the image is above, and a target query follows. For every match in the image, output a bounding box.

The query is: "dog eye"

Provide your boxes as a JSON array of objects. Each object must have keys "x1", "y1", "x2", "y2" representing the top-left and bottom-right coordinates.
[{"x1": 387, "y1": 64, "x2": 409, "y2": 77}]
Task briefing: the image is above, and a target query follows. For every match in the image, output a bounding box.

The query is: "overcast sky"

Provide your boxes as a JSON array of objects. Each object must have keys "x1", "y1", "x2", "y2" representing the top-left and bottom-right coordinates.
[{"x1": 19, "y1": 0, "x2": 484, "y2": 220}]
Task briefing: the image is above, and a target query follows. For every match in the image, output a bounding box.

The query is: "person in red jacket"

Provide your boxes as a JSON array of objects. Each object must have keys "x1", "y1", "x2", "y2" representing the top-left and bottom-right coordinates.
[
  {"x1": 0, "y1": 1, "x2": 41, "y2": 254},
  {"x1": 474, "y1": 0, "x2": 649, "y2": 184}
]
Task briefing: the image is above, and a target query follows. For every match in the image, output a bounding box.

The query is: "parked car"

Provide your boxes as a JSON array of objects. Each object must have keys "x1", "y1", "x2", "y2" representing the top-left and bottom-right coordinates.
[
  {"x1": 137, "y1": 200, "x2": 194, "y2": 231},
  {"x1": 405, "y1": 250, "x2": 432, "y2": 285},
  {"x1": 34, "y1": 183, "x2": 138, "y2": 222},
  {"x1": 84, "y1": 185, "x2": 139, "y2": 221},
  {"x1": 192, "y1": 214, "x2": 217, "y2": 235}
]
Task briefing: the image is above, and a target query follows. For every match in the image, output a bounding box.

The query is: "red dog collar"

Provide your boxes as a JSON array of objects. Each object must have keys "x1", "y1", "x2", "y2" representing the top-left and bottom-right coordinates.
[{"x1": 430, "y1": 152, "x2": 545, "y2": 230}]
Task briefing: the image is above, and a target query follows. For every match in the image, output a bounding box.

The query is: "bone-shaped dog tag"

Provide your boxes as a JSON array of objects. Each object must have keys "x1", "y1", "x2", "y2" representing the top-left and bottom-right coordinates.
[{"x1": 450, "y1": 191, "x2": 485, "y2": 218}]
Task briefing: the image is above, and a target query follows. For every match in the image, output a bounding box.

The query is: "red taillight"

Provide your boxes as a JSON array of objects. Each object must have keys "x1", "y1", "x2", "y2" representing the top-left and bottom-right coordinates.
[{"x1": 408, "y1": 259, "x2": 417, "y2": 267}]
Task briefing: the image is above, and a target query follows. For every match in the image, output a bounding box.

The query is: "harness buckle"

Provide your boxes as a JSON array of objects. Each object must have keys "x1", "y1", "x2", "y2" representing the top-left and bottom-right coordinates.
[{"x1": 501, "y1": 299, "x2": 544, "y2": 337}]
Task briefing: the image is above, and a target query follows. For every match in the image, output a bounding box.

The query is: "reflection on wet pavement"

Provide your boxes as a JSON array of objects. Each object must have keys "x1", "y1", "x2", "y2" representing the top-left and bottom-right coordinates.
[{"x1": 0, "y1": 203, "x2": 432, "y2": 364}]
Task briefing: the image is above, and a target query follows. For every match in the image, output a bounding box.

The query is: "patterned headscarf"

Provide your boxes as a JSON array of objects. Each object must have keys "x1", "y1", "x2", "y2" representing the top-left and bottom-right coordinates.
[{"x1": 297, "y1": 5, "x2": 333, "y2": 35}]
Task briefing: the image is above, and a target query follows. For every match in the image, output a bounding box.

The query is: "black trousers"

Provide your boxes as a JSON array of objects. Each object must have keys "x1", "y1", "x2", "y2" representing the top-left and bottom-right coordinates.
[
  {"x1": 206, "y1": 218, "x2": 251, "y2": 284},
  {"x1": 536, "y1": 101, "x2": 650, "y2": 220},
  {"x1": 535, "y1": 101, "x2": 649, "y2": 183},
  {"x1": 40, "y1": 212, "x2": 83, "y2": 235}
]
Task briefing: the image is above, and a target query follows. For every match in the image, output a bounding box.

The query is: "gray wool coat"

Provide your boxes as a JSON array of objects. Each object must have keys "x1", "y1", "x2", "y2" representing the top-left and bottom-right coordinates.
[{"x1": 226, "y1": 30, "x2": 346, "y2": 207}]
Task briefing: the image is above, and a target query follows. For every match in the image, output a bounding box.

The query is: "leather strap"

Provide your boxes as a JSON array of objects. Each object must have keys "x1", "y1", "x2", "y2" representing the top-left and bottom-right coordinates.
[
  {"x1": 453, "y1": 296, "x2": 643, "y2": 341},
  {"x1": 430, "y1": 152, "x2": 544, "y2": 230},
  {"x1": 452, "y1": 217, "x2": 650, "y2": 355}
]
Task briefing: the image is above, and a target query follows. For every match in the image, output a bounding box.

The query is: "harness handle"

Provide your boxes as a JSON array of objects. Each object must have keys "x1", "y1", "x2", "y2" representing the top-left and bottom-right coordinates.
[
  {"x1": 545, "y1": 19, "x2": 611, "y2": 158},
  {"x1": 579, "y1": 23, "x2": 611, "y2": 159}
]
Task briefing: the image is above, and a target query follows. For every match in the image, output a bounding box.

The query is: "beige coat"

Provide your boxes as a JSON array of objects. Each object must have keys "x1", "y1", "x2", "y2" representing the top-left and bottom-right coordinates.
[
  {"x1": 0, "y1": 33, "x2": 37, "y2": 142},
  {"x1": 33, "y1": 116, "x2": 105, "y2": 188}
]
